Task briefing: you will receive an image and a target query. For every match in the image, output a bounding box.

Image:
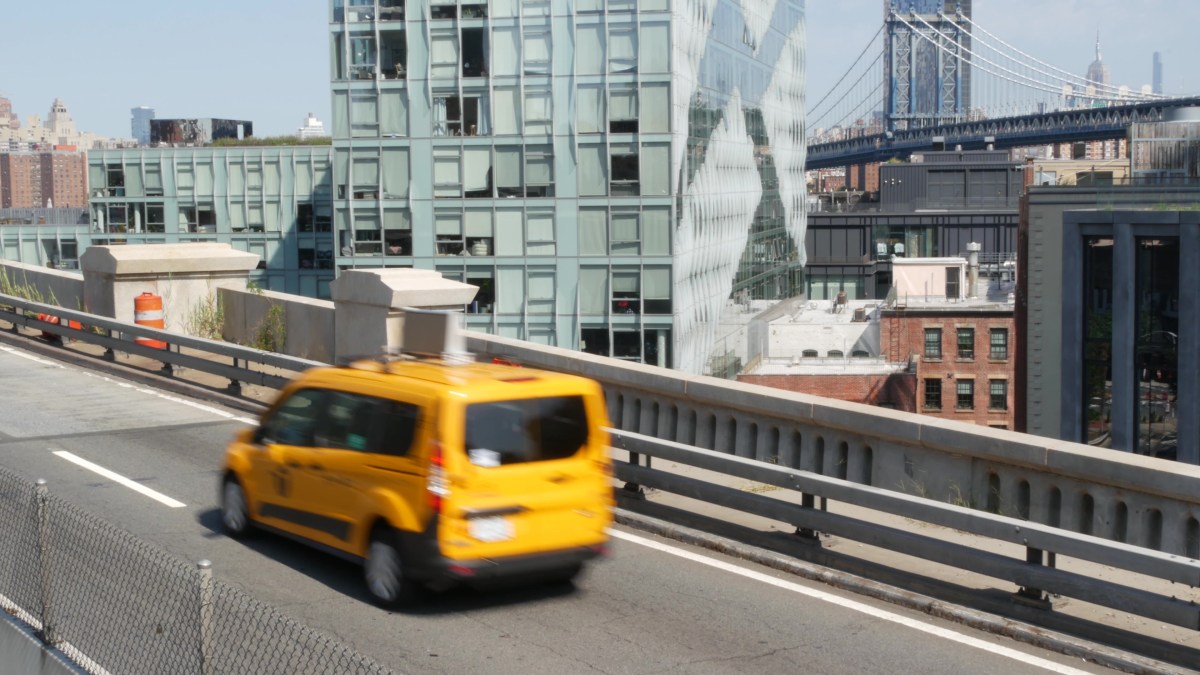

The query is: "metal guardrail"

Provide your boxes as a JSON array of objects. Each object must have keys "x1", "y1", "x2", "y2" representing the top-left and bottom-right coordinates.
[
  {"x1": 0, "y1": 292, "x2": 323, "y2": 393},
  {"x1": 611, "y1": 430, "x2": 1200, "y2": 631}
]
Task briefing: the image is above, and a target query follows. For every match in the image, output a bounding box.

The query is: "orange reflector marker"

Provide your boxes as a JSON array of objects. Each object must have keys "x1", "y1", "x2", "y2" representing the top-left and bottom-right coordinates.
[{"x1": 134, "y1": 292, "x2": 167, "y2": 350}]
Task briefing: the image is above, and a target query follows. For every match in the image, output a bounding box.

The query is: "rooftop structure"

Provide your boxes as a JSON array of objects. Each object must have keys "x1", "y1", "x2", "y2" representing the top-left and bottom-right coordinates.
[
  {"x1": 149, "y1": 118, "x2": 253, "y2": 146},
  {"x1": 297, "y1": 113, "x2": 326, "y2": 139}
]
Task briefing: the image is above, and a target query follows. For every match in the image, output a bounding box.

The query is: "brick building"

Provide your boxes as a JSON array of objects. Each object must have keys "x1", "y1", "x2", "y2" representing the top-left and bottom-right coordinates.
[
  {"x1": 0, "y1": 149, "x2": 87, "y2": 208},
  {"x1": 739, "y1": 255, "x2": 1017, "y2": 428},
  {"x1": 740, "y1": 369, "x2": 916, "y2": 411},
  {"x1": 846, "y1": 162, "x2": 880, "y2": 195}
]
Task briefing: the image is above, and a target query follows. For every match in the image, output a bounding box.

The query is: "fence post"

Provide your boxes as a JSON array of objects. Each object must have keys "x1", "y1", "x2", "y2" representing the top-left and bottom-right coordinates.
[
  {"x1": 197, "y1": 559, "x2": 214, "y2": 675},
  {"x1": 34, "y1": 479, "x2": 57, "y2": 646}
]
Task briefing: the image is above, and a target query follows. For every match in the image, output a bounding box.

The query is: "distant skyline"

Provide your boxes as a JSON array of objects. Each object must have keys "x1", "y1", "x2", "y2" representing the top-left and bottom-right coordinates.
[{"x1": 1, "y1": 1, "x2": 1198, "y2": 140}]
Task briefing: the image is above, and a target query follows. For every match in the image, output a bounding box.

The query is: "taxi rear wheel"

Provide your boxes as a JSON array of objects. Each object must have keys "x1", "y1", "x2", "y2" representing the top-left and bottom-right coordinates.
[
  {"x1": 220, "y1": 477, "x2": 253, "y2": 538},
  {"x1": 365, "y1": 527, "x2": 416, "y2": 608}
]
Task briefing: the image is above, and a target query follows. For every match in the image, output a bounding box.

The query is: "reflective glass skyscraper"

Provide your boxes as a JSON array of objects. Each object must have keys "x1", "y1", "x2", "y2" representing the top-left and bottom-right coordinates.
[{"x1": 329, "y1": 0, "x2": 806, "y2": 374}]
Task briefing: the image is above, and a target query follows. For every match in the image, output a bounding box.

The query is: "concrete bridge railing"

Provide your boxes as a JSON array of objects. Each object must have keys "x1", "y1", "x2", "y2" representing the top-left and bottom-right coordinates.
[
  {"x1": 469, "y1": 332, "x2": 1200, "y2": 559},
  {"x1": 5, "y1": 253, "x2": 1200, "y2": 560}
]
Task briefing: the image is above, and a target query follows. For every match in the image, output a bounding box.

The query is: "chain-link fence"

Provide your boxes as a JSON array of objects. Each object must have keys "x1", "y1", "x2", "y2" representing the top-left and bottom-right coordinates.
[{"x1": 0, "y1": 465, "x2": 394, "y2": 675}]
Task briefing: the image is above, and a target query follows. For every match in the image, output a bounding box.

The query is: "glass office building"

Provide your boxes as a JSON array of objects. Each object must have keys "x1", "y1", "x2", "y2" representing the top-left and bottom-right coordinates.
[{"x1": 329, "y1": 0, "x2": 806, "y2": 374}]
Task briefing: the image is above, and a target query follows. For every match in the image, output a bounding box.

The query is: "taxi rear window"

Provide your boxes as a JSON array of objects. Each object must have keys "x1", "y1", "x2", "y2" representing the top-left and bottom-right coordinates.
[{"x1": 464, "y1": 396, "x2": 589, "y2": 466}]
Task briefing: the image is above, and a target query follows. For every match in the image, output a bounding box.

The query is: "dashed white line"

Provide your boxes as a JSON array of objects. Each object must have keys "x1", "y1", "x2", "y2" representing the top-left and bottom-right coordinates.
[
  {"x1": 609, "y1": 529, "x2": 1093, "y2": 675},
  {"x1": 53, "y1": 450, "x2": 186, "y2": 508}
]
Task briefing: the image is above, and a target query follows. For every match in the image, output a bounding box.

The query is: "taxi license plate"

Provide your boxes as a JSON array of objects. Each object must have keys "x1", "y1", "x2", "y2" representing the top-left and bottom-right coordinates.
[{"x1": 469, "y1": 516, "x2": 514, "y2": 542}]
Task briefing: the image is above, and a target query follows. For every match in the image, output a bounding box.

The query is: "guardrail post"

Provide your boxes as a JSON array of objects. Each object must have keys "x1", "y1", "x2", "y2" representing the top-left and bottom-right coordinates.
[
  {"x1": 103, "y1": 329, "x2": 116, "y2": 361},
  {"x1": 795, "y1": 493, "x2": 820, "y2": 541},
  {"x1": 622, "y1": 451, "x2": 646, "y2": 498},
  {"x1": 160, "y1": 347, "x2": 174, "y2": 376},
  {"x1": 34, "y1": 479, "x2": 57, "y2": 646},
  {"x1": 1013, "y1": 545, "x2": 1052, "y2": 609},
  {"x1": 197, "y1": 559, "x2": 214, "y2": 675},
  {"x1": 227, "y1": 358, "x2": 243, "y2": 395}
]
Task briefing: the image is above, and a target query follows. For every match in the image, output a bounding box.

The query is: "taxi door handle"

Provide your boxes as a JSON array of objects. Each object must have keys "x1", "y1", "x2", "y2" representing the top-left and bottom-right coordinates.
[{"x1": 310, "y1": 464, "x2": 324, "y2": 471}]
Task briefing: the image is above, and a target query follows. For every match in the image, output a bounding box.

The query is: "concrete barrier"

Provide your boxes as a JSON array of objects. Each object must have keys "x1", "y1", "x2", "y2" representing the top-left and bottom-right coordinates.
[
  {"x1": 0, "y1": 261, "x2": 84, "y2": 313},
  {"x1": 220, "y1": 287, "x2": 335, "y2": 363}
]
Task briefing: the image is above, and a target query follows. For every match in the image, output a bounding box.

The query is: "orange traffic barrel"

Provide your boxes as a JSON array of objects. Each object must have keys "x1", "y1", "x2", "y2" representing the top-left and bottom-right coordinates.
[
  {"x1": 36, "y1": 313, "x2": 81, "y2": 342},
  {"x1": 134, "y1": 292, "x2": 167, "y2": 350}
]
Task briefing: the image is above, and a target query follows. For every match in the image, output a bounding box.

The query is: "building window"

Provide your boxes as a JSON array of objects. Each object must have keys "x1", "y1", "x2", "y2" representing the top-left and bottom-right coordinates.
[
  {"x1": 1135, "y1": 237, "x2": 1180, "y2": 456},
  {"x1": 461, "y1": 28, "x2": 487, "y2": 77},
  {"x1": 350, "y1": 36, "x2": 377, "y2": 80},
  {"x1": 433, "y1": 95, "x2": 487, "y2": 137},
  {"x1": 608, "y1": 28, "x2": 637, "y2": 73},
  {"x1": 612, "y1": 270, "x2": 640, "y2": 314},
  {"x1": 956, "y1": 380, "x2": 974, "y2": 410},
  {"x1": 990, "y1": 380, "x2": 1008, "y2": 411},
  {"x1": 523, "y1": 30, "x2": 551, "y2": 75},
  {"x1": 524, "y1": 148, "x2": 554, "y2": 197},
  {"x1": 1082, "y1": 236, "x2": 1114, "y2": 446},
  {"x1": 609, "y1": 87, "x2": 638, "y2": 133},
  {"x1": 989, "y1": 328, "x2": 1008, "y2": 361},
  {"x1": 957, "y1": 327, "x2": 975, "y2": 359},
  {"x1": 924, "y1": 378, "x2": 941, "y2": 410},
  {"x1": 611, "y1": 149, "x2": 639, "y2": 196},
  {"x1": 924, "y1": 328, "x2": 942, "y2": 359},
  {"x1": 802, "y1": 350, "x2": 818, "y2": 358}
]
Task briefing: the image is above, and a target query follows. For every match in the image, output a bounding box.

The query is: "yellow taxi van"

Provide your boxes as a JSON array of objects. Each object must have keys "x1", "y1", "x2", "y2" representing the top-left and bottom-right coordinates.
[{"x1": 219, "y1": 347, "x2": 613, "y2": 607}]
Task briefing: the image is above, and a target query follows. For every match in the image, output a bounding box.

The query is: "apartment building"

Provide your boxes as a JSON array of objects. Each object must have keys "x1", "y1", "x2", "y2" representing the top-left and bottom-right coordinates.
[{"x1": 0, "y1": 149, "x2": 88, "y2": 208}]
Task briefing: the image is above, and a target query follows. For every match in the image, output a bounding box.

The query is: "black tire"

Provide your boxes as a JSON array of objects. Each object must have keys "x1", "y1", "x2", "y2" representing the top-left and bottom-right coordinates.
[
  {"x1": 220, "y1": 476, "x2": 253, "y2": 538},
  {"x1": 364, "y1": 527, "x2": 419, "y2": 608}
]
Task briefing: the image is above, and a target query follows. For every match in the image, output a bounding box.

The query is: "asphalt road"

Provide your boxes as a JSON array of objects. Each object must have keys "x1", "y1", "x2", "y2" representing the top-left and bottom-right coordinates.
[{"x1": 0, "y1": 344, "x2": 1112, "y2": 674}]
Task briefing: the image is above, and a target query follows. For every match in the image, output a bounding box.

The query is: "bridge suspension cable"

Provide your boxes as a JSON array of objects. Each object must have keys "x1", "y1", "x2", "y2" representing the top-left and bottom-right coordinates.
[
  {"x1": 945, "y1": 11, "x2": 1168, "y2": 101},
  {"x1": 806, "y1": 25, "x2": 885, "y2": 142},
  {"x1": 807, "y1": 23, "x2": 884, "y2": 119},
  {"x1": 807, "y1": 51, "x2": 883, "y2": 130},
  {"x1": 899, "y1": 12, "x2": 1158, "y2": 110}
]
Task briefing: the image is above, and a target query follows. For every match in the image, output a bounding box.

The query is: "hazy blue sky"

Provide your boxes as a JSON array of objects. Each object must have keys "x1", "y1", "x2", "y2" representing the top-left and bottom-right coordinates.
[{"x1": 2, "y1": 0, "x2": 1198, "y2": 139}]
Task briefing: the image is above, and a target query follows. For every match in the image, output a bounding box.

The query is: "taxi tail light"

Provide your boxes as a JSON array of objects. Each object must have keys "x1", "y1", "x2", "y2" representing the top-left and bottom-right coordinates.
[{"x1": 427, "y1": 440, "x2": 448, "y2": 513}]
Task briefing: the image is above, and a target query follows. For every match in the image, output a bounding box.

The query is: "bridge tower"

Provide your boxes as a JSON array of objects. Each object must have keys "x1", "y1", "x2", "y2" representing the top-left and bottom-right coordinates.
[{"x1": 883, "y1": 1, "x2": 972, "y2": 132}]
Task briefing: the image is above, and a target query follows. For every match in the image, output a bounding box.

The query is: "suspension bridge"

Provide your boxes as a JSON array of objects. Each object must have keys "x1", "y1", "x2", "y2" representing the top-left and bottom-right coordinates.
[{"x1": 805, "y1": 3, "x2": 1200, "y2": 170}]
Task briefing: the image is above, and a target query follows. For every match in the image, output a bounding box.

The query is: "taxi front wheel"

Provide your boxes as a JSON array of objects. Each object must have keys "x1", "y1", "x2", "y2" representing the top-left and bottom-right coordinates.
[
  {"x1": 365, "y1": 527, "x2": 417, "y2": 608},
  {"x1": 220, "y1": 477, "x2": 253, "y2": 538}
]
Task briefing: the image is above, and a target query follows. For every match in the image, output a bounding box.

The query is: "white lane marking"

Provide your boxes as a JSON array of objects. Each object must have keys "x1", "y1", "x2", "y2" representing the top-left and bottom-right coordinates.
[
  {"x1": 53, "y1": 450, "x2": 187, "y2": 509},
  {"x1": 0, "y1": 343, "x2": 258, "y2": 426},
  {"x1": 110, "y1": 380, "x2": 259, "y2": 425},
  {"x1": 609, "y1": 529, "x2": 1092, "y2": 675},
  {"x1": 0, "y1": 344, "x2": 66, "y2": 368}
]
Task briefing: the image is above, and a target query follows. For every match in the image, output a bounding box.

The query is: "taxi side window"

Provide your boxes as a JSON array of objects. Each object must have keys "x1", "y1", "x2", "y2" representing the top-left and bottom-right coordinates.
[
  {"x1": 315, "y1": 391, "x2": 376, "y2": 451},
  {"x1": 260, "y1": 389, "x2": 324, "y2": 447},
  {"x1": 368, "y1": 400, "x2": 421, "y2": 456}
]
